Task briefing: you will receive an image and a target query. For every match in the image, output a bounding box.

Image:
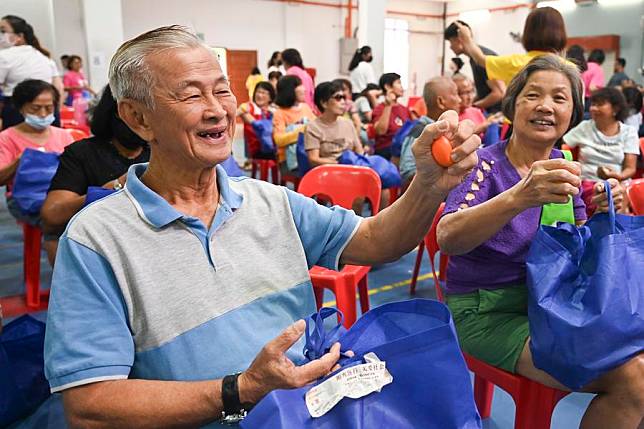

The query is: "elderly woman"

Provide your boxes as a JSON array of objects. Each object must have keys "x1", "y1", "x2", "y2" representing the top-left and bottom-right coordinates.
[
  {"x1": 563, "y1": 87, "x2": 639, "y2": 216},
  {"x1": 0, "y1": 79, "x2": 74, "y2": 262},
  {"x1": 438, "y1": 55, "x2": 643, "y2": 429}
]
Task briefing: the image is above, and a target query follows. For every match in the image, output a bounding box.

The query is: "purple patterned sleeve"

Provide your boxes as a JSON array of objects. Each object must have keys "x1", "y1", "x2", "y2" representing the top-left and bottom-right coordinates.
[{"x1": 443, "y1": 153, "x2": 496, "y2": 216}]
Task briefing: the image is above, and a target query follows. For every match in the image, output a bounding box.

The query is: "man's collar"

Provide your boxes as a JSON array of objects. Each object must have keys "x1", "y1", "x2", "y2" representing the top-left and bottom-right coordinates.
[{"x1": 124, "y1": 163, "x2": 243, "y2": 228}]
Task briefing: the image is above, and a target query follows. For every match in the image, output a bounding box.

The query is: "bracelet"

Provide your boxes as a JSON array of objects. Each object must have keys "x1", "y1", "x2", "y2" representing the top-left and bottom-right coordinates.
[
  {"x1": 112, "y1": 179, "x2": 123, "y2": 190},
  {"x1": 220, "y1": 373, "x2": 253, "y2": 424}
]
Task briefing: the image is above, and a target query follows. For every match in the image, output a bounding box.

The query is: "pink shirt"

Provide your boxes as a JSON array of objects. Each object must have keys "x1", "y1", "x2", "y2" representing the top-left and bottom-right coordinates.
[
  {"x1": 459, "y1": 107, "x2": 486, "y2": 127},
  {"x1": 286, "y1": 66, "x2": 315, "y2": 110},
  {"x1": 63, "y1": 70, "x2": 87, "y2": 100},
  {"x1": 0, "y1": 126, "x2": 75, "y2": 190},
  {"x1": 581, "y1": 62, "x2": 605, "y2": 98}
]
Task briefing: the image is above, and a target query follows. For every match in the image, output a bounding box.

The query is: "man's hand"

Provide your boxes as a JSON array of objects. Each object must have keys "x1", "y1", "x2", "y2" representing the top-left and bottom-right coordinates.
[
  {"x1": 238, "y1": 320, "x2": 341, "y2": 405},
  {"x1": 592, "y1": 179, "x2": 624, "y2": 213},
  {"x1": 510, "y1": 159, "x2": 581, "y2": 209},
  {"x1": 411, "y1": 110, "x2": 480, "y2": 197}
]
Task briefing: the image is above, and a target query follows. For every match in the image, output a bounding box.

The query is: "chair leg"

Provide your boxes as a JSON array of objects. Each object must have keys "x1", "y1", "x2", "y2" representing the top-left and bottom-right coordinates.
[
  {"x1": 251, "y1": 160, "x2": 258, "y2": 179},
  {"x1": 260, "y1": 161, "x2": 269, "y2": 182},
  {"x1": 23, "y1": 224, "x2": 42, "y2": 308},
  {"x1": 514, "y1": 382, "x2": 563, "y2": 429},
  {"x1": 473, "y1": 375, "x2": 494, "y2": 419},
  {"x1": 409, "y1": 241, "x2": 425, "y2": 295},
  {"x1": 270, "y1": 163, "x2": 279, "y2": 184},
  {"x1": 312, "y1": 285, "x2": 324, "y2": 310},
  {"x1": 334, "y1": 276, "x2": 357, "y2": 329},
  {"x1": 357, "y1": 275, "x2": 370, "y2": 314}
]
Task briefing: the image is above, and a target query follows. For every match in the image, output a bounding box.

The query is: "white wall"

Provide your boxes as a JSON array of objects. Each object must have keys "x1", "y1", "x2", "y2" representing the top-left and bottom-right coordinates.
[
  {"x1": 121, "y1": 0, "x2": 349, "y2": 84},
  {"x1": 52, "y1": 0, "x2": 88, "y2": 71}
]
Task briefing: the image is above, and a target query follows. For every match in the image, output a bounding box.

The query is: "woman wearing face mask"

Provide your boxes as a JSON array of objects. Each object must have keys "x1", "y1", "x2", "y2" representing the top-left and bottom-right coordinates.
[
  {"x1": 348, "y1": 46, "x2": 376, "y2": 96},
  {"x1": 41, "y1": 85, "x2": 150, "y2": 264},
  {"x1": 0, "y1": 79, "x2": 74, "y2": 262},
  {"x1": 0, "y1": 15, "x2": 64, "y2": 129}
]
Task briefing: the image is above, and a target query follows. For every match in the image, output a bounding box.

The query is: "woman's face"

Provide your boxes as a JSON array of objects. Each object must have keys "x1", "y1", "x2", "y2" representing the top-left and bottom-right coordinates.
[
  {"x1": 21, "y1": 90, "x2": 55, "y2": 119},
  {"x1": 0, "y1": 19, "x2": 21, "y2": 46},
  {"x1": 295, "y1": 84, "x2": 306, "y2": 103},
  {"x1": 512, "y1": 70, "x2": 574, "y2": 145},
  {"x1": 254, "y1": 87, "x2": 271, "y2": 108},
  {"x1": 70, "y1": 57, "x2": 82, "y2": 71},
  {"x1": 323, "y1": 91, "x2": 346, "y2": 117},
  {"x1": 455, "y1": 79, "x2": 475, "y2": 110},
  {"x1": 589, "y1": 99, "x2": 616, "y2": 123}
]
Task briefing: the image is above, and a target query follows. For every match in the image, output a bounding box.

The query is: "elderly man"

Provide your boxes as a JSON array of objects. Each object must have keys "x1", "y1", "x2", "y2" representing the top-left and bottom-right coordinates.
[
  {"x1": 44, "y1": 26, "x2": 479, "y2": 428},
  {"x1": 400, "y1": 76, "x2": 462, "y2": 185}
]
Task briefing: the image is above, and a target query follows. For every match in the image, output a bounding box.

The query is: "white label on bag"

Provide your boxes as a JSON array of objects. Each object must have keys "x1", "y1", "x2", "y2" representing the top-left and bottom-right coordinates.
[{"x1": 305, "y1": 352, "x2": 393, "y2": 418}]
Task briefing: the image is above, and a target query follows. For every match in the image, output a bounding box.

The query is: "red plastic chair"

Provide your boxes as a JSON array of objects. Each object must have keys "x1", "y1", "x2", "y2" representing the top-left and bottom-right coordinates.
[
  {"x1": 419, "y1": 205, "x2": 570, "y2": 428},
  {"x1": 409, "y1": 203, "x2": 447, "y2": 297},
  {"x1": 299, "y1": 165, "x2": 382, "y2": 328},
  {"x1": 251, "y1": 158, "x2": 279, "y2": 184},
  {"x1": 627, "y1": 178, "x2": 644, "y2": 215},
  {"x1": 60, "y1": 106, "x2": 74, "y2": 121},
  {"x1": 67, "y1": 128, "x2": 90, "y2": 142},
  {"x1": 0, "y1": 223, "x2": 49, "y2": 318}
]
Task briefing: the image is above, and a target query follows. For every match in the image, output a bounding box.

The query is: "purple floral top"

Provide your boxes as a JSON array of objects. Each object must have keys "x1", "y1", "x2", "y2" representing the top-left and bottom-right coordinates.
[{"x1": 442, "y1": 140, "x2": 586, "y2": 295}]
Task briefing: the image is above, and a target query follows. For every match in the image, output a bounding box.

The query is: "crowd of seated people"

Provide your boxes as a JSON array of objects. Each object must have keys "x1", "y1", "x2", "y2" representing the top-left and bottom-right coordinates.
[{"x1": 1, "y1": 5, "x2": 643, "y2": 429}]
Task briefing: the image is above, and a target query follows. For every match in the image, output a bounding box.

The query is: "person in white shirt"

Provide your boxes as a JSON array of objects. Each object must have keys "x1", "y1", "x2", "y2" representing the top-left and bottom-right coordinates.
[
  {"x1": 0, "y1": 15, "x2": 63, "y2": 129},
  {"x1": 348, "y1": 46, "x2": 377, "y2": 96}
]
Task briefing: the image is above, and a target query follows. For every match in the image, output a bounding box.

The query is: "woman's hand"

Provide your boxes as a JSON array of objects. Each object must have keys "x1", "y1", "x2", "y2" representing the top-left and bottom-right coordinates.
[
  {"x1": 597, "y1": 165, "x2": 618, "y2": 180},
  {"x1": 383, "y1": 90, "x2": 397, "y2": 106},
  {"x1": 592, "y1": 179, "x2": 625, "y2": 213},
  {"x1": 510, "y1": 159, "x2": 581, "y2": 210}
]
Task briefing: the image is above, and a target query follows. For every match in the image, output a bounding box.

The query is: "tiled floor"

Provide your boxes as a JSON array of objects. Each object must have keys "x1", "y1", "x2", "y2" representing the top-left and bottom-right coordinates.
[{"x1": 0, "y1": 183, "x2": 594, "y2": 429}]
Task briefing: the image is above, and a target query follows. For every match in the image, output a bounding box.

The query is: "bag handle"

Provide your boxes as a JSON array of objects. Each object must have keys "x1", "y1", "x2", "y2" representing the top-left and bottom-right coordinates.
[
  {"x1": 303, "y1": 307, "x2": 347, "y2": 361},
  {"x1": 603, "y1": 179, "x2": 616, "y2": 234}
]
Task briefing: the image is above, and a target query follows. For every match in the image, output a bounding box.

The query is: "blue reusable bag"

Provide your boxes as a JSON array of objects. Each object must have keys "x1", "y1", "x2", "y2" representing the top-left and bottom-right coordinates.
[
  {"x1": 339, "y1": 150, "x2": 401, "y2": 189},
  {"x1": 242, "y1": 299, "x2": 482, "y2": 429},
  {"x1": 527, "y1": 182, "x2": 644, "y2": 390},
  {"x1": 0, "y1": 315, "x2": 50, "y2": 427},
  {"x1": 391, "y1": 119, "x2": 419, "y2": 158},
  {"x1": 84, "y1": 186, "x2": 116, "y2": 207},
  {"x1": 11, "y1": 149, "x2": 60, "y2": 215},
  {"x1": 251, "y1": 119, "x2": 275, "y2": 155},
  {"x1": 296, "y1": 133, "x2": 311, "y2": 177}
]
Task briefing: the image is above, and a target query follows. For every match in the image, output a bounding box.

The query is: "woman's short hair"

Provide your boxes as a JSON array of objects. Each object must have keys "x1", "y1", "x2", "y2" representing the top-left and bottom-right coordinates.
[
  {"x1": 565, "y1": 45, "x2": 587, "y2": 73},
  {"x1": 521, "y1": 7, "x2": 567, "y2": 53},
  {"x1": 253, "y1": 81, "x2": 276, "y2": 103},
  {"x1": 66, "y1": 55, "x2": 81, "y2": 70},
  {"x1": 590, "y1": 87, "x2": 629, "y2": 122},
  {"x1": 12, "y1": 79, "x2": 59, "y2": 110},
  {"x1": 587, "y1": 49, "x2": 605, "y2": 65},
  {"x1": 332, "y1": 78, "x2": 352, "y2": 93},
  {"x1": 502, "y1": 55, "x2": 583, "y2": 133},
  {"x1": 281, "y1": 48, "x2": 304, "y2": 69},
  {"x1": 314, "y1": 81, "x2": 343, "y2": 113},
  {"x1": 451, "y1": 57, "x2": 464, "y2": 73},
  {"x1": 268, "y1": 71, "x2": 282, "y2": 81},
  {"x1": 379, "y1": 73, "x2": 401, "y2": 92},
  {"x1": 275, "y1": 75, "x2": 302, "y2": 108}
]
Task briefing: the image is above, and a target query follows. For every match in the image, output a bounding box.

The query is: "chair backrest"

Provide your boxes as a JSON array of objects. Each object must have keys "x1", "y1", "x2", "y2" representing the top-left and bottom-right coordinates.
[
  {"x1": 60, "y1": 106, "x2": 74, "y2": 121},
  {"x1": 627, "y1": 178, "x2": 644, "y2": 215},
  {"x1": 424, "y1": 203, "x2": 447, "y2": 302},
  {"x1": 298, "y1": 165, "x2": 382, "y2": 214},
  {"x1": 67, "y1": 128, "x2": 89, "y2": 141}
]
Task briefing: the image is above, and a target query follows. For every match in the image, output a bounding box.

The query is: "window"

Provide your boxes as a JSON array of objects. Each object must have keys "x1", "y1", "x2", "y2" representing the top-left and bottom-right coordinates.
[{"x1": 384, "y1": 18, "x2": 410, "y2": 90}]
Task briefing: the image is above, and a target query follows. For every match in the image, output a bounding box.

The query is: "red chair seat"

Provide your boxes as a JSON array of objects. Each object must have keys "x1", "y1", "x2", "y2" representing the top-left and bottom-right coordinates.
[
  {"x1": 250, "y1": 158, "x2": 279, "y2": 184},
  {"x1": 310, "y1": 265, "x2": 370, "y2": 328}
]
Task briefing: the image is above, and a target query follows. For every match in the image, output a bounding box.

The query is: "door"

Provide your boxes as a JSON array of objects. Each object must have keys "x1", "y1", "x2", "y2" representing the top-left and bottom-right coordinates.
[{"x1": 226, "y1": 50, "x2": 258, "y2": 105}]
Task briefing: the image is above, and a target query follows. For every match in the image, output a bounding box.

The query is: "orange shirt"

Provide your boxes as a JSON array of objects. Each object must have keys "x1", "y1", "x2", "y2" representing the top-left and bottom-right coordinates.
[{"x1": 272, "y1": 104, "x2": 316, "y2": 162}]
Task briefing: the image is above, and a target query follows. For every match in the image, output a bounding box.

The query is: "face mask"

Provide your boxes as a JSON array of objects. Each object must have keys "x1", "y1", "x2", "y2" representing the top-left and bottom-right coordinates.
[
  {"x1": 0, "y1": 33, "x2": 15, "y2": 49},
  {"x1": 24, "y1": 113, "x2": 55, "y2": 130},
  {"x1": 111, "y1": 115, "x2": 148, "y2": 150}
]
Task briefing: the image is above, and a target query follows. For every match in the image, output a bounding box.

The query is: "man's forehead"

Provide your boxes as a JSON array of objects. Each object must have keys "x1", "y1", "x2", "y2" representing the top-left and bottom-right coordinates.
[{"x1": 147, "y1": 47, "x2": 227, "y2": 88}]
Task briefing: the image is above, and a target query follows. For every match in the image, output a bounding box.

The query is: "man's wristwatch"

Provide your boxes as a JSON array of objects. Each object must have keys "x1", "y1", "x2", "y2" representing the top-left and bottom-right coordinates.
[{"x1": 220, "y1": 373, "x2": 253, "y2": 424}]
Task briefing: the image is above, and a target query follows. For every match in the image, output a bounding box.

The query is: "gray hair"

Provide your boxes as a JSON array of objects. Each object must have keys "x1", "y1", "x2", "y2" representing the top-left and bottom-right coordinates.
[
  {"x1": 502, "y1": 54, "x2": 584, "y2": 132},
  {"x1": 108, "y1": 25, "x2": 204, "y2": 109}
]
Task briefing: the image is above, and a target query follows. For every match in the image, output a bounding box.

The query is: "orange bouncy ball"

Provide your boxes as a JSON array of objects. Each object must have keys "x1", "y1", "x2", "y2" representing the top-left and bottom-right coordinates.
[{"x1": 431, "y1": 136, "x2": 454, "y2": 167}]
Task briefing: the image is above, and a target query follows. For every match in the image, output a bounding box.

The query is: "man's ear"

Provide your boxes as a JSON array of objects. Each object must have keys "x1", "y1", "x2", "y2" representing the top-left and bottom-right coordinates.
[
  {"x1": 117, "y1": 99, "x2": 154, "y2": 143},
  {"x1": 436, "y1": 95, "x2": 446, "y2": 111}
]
